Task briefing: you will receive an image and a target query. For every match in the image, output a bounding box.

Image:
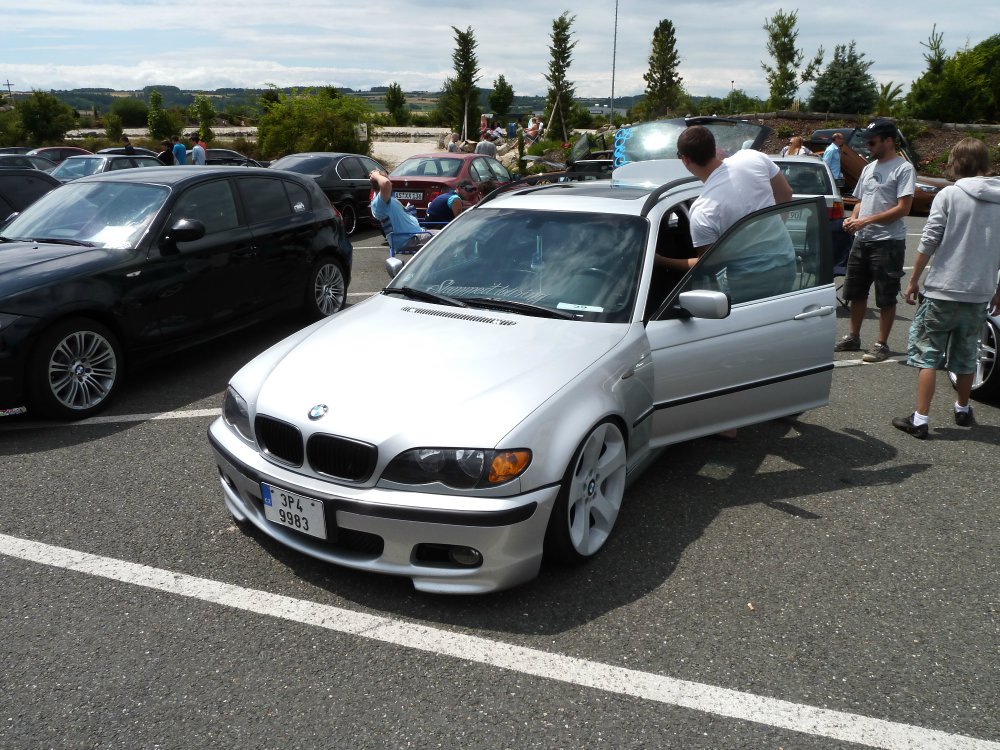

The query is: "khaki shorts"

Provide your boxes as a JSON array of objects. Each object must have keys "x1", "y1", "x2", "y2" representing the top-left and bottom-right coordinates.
[{"x1": 906, "y1": 297, "x2": 987, "y2": 373}]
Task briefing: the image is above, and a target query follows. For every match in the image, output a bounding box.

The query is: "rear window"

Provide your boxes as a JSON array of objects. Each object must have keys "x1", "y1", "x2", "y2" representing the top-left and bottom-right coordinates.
[
  {"x1": 392, "y1": 158, "x2": 462, "y2": 178},
  {"x1": 780, "y1": 162, "x2": 833, "y2": 195},
  {"x1": 271, "y1": 155, "x2": 334, "y2": 174}
]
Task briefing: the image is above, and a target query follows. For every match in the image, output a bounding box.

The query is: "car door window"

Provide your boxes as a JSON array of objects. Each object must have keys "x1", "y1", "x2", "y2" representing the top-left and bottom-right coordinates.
[
  {"x1": 359, "y1": 157, "x2": 383, "y2": 175},
  {"x1": 108, "y1": 159, "x2": 132, "y2": 171},
  {"x1": 236, "y1": 177, "x2": 292, "y2": 223},
  {"x1": 338, "y1": 157, "x2": 366, "y2": 180},
  {"x1": 672, "y1": 199, "x2": 828, "y2": 308},
  {"x1": 169, "y1": 180, "x2": 240, "y2": 235},
  {"x1": 487, "y1": 159, "x2": 511, "y2": 182},
  {"x1": 470, "y1": 158, "x2": 494, "y2": 183}
]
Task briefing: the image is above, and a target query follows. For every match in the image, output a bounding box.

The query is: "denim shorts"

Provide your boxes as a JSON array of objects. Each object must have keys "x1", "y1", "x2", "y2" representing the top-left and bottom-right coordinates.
[
  {"x1": 907, "y1": 297, "x2": 987, "y2": 373},
  {"x1": 842, "y1": 238, "x2": 906, "y2": 308}
]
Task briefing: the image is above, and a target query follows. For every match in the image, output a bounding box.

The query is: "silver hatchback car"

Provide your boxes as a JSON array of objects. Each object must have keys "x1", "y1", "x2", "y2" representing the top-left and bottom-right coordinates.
[{"x1": 208, "y1": 159, "x2": 838, "y2": 593}]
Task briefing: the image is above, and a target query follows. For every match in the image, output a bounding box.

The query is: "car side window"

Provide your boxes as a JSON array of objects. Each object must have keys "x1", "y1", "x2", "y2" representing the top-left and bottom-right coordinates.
[
  {"x1": 236, "y1": 177, "x2": 292, "y2": 223},
  {"x1": 359, "y1": 157, "x2": 382, "y2": 175},
  {"x1": 170, "y1": 180, "x2": 240, "y2": 235},
  {"x1": 338, "y1": 157, "x2": 366, "y2": 180},
  {"x1": 487, "y1": 159, "x2": 511, "y2": 182},
  {"x1": 470, "y1": 158, "x2": 493, "y2": 183},
  {"x1": 283, "y1": 180, "x2": 311, "y2": 213},
  {"x1": 108, "y1": 159, "x2": 131, "y2": 171},
  {"x1": 671, "y1": 200, "x2": 827, "y2": 309}
]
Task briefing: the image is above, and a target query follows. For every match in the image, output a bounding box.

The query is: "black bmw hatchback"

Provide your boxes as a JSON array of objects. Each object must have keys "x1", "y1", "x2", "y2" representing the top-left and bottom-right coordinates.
[{"x1": 0, "y1": 166, "x2": 352, "y2": 419}]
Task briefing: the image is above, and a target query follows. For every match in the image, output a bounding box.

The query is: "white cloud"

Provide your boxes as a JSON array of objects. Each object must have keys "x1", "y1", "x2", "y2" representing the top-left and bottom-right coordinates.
[{"x1": 1, "y1": 1, "x2": 995, "y2": 99}]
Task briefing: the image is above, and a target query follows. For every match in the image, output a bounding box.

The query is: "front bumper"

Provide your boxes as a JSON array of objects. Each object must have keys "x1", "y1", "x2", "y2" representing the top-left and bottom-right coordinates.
[{"x1": 207, "y1": 418, "x2": 559, "y2": 594}]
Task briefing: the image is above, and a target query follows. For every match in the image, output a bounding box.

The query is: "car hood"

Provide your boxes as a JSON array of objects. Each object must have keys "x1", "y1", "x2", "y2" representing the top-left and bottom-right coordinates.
[
  {"x1": 0, "y1": 241, "x2": 125, "y2": 295},
  {"x1": 250, "y1": 295, "x2": 630, "y2": 447}
]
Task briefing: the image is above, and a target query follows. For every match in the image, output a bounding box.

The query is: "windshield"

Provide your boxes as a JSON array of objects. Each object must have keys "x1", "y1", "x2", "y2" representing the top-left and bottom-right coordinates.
[
  {"x1": 391, "y1": 157, "x2": 462, "y2": 178},
  {"x1": 777, "y1": 161, "x2": 834, "y2": 196},
  {"x1": 388, "y1": 208, "x2": 647, "y2": 323},
  {"x1": 613, "y1": 119, "x2": 769, "y2": 167},
  {"x1": 51, "y1": 157, "x2": 107, "y2": 181},
  {"x1": 0, "y1": 181, "x2": 169, "y2": 249}
]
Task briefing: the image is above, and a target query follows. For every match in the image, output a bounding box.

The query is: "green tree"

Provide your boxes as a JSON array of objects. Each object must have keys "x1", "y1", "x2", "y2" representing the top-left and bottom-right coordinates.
[
  {"x1": 146, "y1": 89, "x2": 175, "y2": 140},
  {"x1": 544, "y1": 11, "x2": 577, "y2": 142},
  {"x1": 0, "y1": 108, "x2": 22, "y2": 146},
  {"x1": 189, "y1": 94, "x2": 217, "y2": 142},
  {"x1": 907, "y1": 31, "x2": 1000, "y2": 122},
  {"x1": 488, "y1": 74, "x2": 514, "y2": 123},
  {"x1": 16, "y1": 91, "x2": 76, "y2": 144},
  {"x1": 874, "y1": 81, "x2": 904, "y2": 116},
  {"x1": 108, "y1": 97, "x2": 148, "y2": 127},
  {"x1": 761, "y1": 9, "x2": 823, "y2": 109},
  {"x1": 438, "y1": 26, "x2": 481, "y2": 138},
  {"x1": 384, "y1": 82, "x2": 408, "y2": 125},
  {"x1": 642, "y1": 19, "x2": 684, "y2": 119},
  {"x1": 808, "y1": 41, "x2": 877, "y2": 114},
  {"x1": 104, "y1": 112, "x2": 124, "y2": 142},
  {"x1": 257, "y1": 88, "x2": 374, "y2": 159}
]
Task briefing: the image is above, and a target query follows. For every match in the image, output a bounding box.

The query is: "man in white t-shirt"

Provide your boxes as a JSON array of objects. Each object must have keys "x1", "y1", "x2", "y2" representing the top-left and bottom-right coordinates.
[{"x1": 660, "y1": 124, "x2": 792, "y2": 270}]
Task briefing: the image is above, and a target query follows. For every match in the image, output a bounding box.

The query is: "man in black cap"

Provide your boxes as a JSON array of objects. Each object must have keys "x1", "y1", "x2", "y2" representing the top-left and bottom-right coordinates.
[
  {"x1": 835, "y1": 119, "x2": 916, "y2": 362},
  {"x1": 424, "y1": 180, "x2": 480, "y2": 224}
]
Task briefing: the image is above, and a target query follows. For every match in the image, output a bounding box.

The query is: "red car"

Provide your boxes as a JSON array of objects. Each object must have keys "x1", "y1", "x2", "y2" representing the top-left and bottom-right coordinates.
[{"x1": 387, "y1": 152, "x2": 513, "y2": 217}]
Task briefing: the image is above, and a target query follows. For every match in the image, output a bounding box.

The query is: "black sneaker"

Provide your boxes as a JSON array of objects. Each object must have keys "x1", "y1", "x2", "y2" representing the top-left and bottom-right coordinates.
[
  {"x1": 862, "y1": 342, "x2": 891, "y2": 363},
  {"x1": 954, "y1": 408, "x2": 975, "y2": 427},
  {"x1": 834, "y1": 334, "x2": 861, "y2": 352},
  {"x1": 892, "y1": 414, "x2": 928, "y2": 439}
]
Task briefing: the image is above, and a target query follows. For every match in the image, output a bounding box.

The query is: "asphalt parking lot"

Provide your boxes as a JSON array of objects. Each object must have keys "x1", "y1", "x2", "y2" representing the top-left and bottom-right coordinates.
[{"x1": 1, "y1": 217, "x2": 998, "y2": 749}]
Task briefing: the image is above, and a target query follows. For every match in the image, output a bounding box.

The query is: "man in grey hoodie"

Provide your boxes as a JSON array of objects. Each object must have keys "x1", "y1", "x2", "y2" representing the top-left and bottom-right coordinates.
[{"x1": 892, "y1": 138, "x2": 1000, "y2": 438}]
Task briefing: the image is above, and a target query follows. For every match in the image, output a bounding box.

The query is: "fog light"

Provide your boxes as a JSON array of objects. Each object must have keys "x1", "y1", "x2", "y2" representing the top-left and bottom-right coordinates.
[{"x1": 448, "y1": 546, "x2": 483, "y2": 567}]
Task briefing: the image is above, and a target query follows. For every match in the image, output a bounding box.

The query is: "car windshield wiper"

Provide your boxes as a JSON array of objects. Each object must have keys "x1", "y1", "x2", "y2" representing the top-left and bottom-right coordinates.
[
  {"x1": 27, "y1": 237, "x2": 95, "y2": 247},
  {"x1": 382, "y1": 286, "x2": 469, "y2": 308},
  {"x1": 457, "y1": 297, "x2": 576, "y2": 320}
]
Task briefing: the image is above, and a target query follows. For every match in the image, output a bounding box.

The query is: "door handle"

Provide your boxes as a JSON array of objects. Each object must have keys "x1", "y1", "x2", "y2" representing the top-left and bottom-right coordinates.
[{"x1": 793, "y1": 306, "x2": 835, "y2": 320}]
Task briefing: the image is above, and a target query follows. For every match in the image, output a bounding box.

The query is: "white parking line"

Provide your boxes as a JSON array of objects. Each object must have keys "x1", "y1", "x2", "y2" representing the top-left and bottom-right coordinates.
[{"x1": 0, "y1": 532, "x2": 995, "y2": 750}]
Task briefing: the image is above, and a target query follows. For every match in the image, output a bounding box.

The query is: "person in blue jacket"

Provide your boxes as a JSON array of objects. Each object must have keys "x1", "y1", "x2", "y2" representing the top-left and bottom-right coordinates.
[{"x1": 425, "y1": 180, "x2": 480, "y2": 225}]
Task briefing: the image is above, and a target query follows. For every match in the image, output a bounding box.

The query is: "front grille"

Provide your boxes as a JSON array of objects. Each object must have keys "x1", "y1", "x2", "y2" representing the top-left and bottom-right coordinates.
[
  {"x1": 307, "y1": 434, "x2": 377, "y2": 482},
  {"x1": 255, "y1": 416, "x2": 304, "y2": 466}
]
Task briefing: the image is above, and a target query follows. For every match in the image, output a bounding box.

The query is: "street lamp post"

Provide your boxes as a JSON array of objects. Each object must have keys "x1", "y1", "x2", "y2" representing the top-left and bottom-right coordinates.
[{"x1": 610, "y1": 0, "x2": 619, "y2": 125}]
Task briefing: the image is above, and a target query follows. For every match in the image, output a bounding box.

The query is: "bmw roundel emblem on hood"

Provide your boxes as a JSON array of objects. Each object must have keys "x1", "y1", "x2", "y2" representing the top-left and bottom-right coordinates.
[{"x1": 308, "y1": 404, "x2": 328, "y2": 421}]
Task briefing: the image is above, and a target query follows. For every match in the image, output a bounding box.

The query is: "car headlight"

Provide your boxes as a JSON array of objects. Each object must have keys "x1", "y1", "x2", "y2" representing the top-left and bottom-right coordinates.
[
  {"x1": 383, "y1": 447, "x2": 532, "y2": 489},
  {"x1": 222, "y1": 386, "x2": 254, "y2": 442}
]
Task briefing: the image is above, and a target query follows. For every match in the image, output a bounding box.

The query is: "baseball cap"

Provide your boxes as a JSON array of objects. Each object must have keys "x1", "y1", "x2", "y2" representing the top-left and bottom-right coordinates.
[{"x1": 859, "y1": 119, "x2": 897, "y2": 140}]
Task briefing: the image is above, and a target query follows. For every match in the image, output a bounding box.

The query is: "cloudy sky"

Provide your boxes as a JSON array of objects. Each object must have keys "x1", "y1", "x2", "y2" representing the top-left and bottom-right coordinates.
[{"x1": 2, "y1": 1, "x2": 993, "y2": 101}]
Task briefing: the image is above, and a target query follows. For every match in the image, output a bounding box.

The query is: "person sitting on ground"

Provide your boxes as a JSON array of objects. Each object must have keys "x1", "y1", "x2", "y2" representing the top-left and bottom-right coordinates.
[
  {"x1": 369, "y1": 170, "x2": 431, "y2": 255},
  {"x1": 446, "y1": 132, "x2": 462, "y2": 153},
  {"x1": 779, "y1": 136, "x2": 813, "y2": 157},
  {"x1": 425, "y1": 180, "x2": 480, "y2": 225}
]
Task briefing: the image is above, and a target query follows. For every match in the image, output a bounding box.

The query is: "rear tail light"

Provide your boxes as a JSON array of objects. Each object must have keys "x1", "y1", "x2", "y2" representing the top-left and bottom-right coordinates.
[
  {"x1": 829, "y1": 201, "x2": 844, "y2": 220},
  {"x1": 326, "y1": 196, "x2": 343, "y2": 221}
]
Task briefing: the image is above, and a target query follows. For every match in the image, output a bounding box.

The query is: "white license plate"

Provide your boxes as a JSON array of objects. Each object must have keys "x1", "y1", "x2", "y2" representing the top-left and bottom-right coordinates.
[
  {"x1": 395, "y1": 191, "x2": 422, "y2": 200},
  {"x1": 261, "y1": 483, "x2": 327, "y2": 539}
]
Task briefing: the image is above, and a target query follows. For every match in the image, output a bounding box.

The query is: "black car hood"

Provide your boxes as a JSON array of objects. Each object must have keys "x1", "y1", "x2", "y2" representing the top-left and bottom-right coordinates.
[{"x1": 0, "y1": 240, "x2": 128, "y2": 297}]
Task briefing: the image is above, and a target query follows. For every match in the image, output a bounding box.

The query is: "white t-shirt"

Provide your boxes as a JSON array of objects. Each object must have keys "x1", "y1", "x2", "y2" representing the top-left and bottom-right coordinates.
[{"x1": 689, "y1": 149, "x2": 779, "y2": 248}]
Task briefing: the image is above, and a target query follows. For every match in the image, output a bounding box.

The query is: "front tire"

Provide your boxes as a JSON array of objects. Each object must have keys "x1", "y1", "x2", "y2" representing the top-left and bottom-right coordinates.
[
  {"x1": 545, "y1": 420, "x2": 627, "y2": 564},
  {"x1": 305, "y1": 256, "x2": 347, "y2": 319},
  {"x1": 28, "y1": 317, "x2": 123, "y2": 420},
  {"x1": 949, "y1": 319, "x2": 999, "y2": 400}
]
